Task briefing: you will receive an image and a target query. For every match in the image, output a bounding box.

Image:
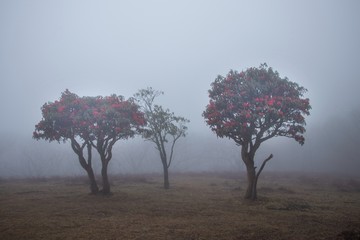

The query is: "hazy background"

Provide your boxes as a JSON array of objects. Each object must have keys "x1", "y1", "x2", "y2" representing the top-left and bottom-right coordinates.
[{"x1": 1, "y1": 0, "x2": 359, "y2": 178}]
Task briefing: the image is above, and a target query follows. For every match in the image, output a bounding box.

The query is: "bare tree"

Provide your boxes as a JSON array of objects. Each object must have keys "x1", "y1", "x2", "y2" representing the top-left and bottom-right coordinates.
[{"x1": 135, "y1": 87, "x2": 189, "y2": 189}]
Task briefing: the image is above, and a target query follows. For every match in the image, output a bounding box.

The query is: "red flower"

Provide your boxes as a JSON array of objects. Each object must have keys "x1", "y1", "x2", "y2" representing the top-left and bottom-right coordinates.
[
  {"x1": 58, "y1": 106, "x2": 65, "y2": 113},
  {"x1": 267, "y1": 99, "x2": 275, "y2": 106},
  {"x1": 93, "y1": 110, "x2": 100, "y2": 117},
  {"x1": 243, "y1": 102, "x2": 250, "y2": 108}
]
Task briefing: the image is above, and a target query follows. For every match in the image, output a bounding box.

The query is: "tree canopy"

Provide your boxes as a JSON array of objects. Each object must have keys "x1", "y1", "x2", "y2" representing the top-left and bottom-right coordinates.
[
  {"x1": 34, "y1": 89, "x2": 145, "y2": 144},
  {"x1": 203, "y1": 63, "x2": 311, "y2": 147}
]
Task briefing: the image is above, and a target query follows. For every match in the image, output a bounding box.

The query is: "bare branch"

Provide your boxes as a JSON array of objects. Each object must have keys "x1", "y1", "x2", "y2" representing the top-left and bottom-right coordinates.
[{"x1": 256, "y1": 154, "x2": 273, "y2": 180}]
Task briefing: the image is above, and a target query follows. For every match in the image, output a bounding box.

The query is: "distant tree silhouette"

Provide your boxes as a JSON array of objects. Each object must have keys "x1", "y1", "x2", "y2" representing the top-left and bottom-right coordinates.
[{"x1": 135, "y1": 87, "x2": 189, "y2": 189}]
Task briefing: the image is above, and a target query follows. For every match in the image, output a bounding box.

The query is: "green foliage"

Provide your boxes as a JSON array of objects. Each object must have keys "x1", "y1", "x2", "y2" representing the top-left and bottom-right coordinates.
[
  {"x1": 135, "y1": 87, "x2": 189, "y2": 149},
  {"x1": 134, "y1": 87, "x2": 189, "y2": 168}
]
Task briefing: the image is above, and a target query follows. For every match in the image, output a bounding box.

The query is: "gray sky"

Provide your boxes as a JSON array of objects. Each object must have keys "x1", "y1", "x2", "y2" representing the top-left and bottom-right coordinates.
[{"x1": 1, "y1": 1, "x2": 360, "y2": 176}]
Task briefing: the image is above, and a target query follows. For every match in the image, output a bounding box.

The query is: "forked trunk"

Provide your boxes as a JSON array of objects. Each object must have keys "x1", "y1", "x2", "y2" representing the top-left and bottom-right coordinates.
[
  {"x1": 101, "y1": 161, "x2": 111, "y2": 195},
  {"x1": 243, "y1": 153, "x2": 273, "y2": 200}
]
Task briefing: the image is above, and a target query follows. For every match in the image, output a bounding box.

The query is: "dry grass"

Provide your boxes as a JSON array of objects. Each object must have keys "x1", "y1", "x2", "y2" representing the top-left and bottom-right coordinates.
[{"x1": 0, "y1": 172, "x2": 359, "y2": 240}]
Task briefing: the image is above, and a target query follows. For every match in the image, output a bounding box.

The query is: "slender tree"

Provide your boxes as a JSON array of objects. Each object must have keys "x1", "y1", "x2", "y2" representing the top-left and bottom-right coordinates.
[
  {"x1": 33, "y1": 90, "x2": 146, "y2": 195},
  {"x1": 203, "y1": 64, "x2": 311, "y2": 200},
  {"x1": 135, "y1": 87, "x2": 189, "y2": 189}
]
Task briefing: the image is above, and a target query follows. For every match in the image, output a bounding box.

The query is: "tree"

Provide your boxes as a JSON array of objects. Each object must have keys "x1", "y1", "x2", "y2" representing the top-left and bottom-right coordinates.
[
  {"x1": 203, "y1": 64, "x2": 311, "y2": 200},
  {"x1": 86, "y1": 94, "x2": 145, "y2": 194},
  {"x1": 134, "y1": 87, "x2": 189, "y2": 189},
  {"x1": 33, "y1": 90, "x2": 99, "y2": 194},
  {"x1": 33, "y1": 90, "x2": 145, "y2": 195}
]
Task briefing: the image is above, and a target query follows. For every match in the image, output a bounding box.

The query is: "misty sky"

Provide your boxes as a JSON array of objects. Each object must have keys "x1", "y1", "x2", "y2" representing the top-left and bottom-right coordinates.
[{"x1": 1, "y1": 1, "x2": 360, "y2": 176}]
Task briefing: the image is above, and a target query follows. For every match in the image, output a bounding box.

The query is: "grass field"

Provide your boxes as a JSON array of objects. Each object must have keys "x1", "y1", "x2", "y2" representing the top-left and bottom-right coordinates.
[{"x1": 0, "y1": 172, "x2": 359, "y2": 240}]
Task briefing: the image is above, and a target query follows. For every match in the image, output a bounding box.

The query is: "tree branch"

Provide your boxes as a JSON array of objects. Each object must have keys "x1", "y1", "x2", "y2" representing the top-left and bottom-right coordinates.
[
  {"x1": 70, "y1": 138, "x2": 81, "y2": 155},
  {"x1": 256, "y1": 154, "x2": 273, "y2": 179},
  {"x1": 168, "y1": 133, "x2": 182, "y2": 168},
  {"x1": 86, "y1": 142, "x2": 92, "y2": 167},
  {"x1": 159, "y1": 132, "x2": 167, "y2": 166},
  {"x1": 259, "y1": 121, "x2": 283, "y2": 144}
]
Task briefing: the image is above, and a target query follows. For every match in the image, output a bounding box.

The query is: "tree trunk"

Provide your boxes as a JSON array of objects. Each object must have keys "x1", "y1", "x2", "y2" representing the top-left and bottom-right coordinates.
[
  {"x1": 245, "y1": 164, "x2": 257, "y2": 200},
  {"x1": 101, "y1": 160, "x2": 111, "y2": 195},
  {"x1": 74, "y1": 151, "x2": 99, "y2": 195},
  {"x1": 163, "y1": 163, "x2": 170, "y2": 189},
  {"x1": 86, "y1": 167, "x2": 99, "y2": 194}
]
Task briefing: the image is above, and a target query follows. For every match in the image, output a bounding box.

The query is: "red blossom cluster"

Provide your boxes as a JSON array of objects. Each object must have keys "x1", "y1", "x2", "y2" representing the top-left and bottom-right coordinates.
[
  {"x1": 203, "y1": 64, "x2": 311, "y2": 145},
  {"x1": 33, "y1": 90, "x2": 146, "y2": 143}
]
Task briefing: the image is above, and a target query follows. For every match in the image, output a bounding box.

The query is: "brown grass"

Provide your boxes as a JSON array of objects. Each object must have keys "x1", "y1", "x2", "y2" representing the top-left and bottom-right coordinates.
[{"x1": 0, "y1": 172, "x2": 359, "y2": 240}]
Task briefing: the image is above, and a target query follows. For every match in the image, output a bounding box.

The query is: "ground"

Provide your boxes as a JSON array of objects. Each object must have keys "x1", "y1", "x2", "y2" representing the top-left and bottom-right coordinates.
[{"x1": 0, "y1": 172, "x2": 359, "y2": 240}]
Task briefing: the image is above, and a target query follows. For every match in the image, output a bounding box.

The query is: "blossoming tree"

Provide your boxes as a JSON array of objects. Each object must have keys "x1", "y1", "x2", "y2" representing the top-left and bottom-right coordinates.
[
  {"x1": 33, "y1": 90, "x2": 145, "y2": 194},
  {"x1": 86, "y1": 94, "x2": 145, "y2": 194},
  {"x1": 203, "y1": 64, "x2": 311, "y2": 200}
]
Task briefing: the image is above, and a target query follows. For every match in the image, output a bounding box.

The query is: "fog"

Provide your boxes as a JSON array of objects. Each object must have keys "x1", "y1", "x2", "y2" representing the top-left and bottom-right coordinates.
[{"x1": 1, "y1": 1, "x2": 360, "y2": 178}]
